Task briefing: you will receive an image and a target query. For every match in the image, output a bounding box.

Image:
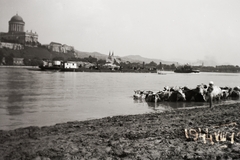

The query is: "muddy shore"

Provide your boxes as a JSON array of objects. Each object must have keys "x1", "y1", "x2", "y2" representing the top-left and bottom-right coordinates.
[{"x1": 0, "y1": 103, "x2": 240, "y2": 160}]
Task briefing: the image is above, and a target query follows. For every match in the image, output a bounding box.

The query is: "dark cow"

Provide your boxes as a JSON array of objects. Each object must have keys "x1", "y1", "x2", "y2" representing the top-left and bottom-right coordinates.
[
  {"x1": 168, "y1": 89, "x2": 186, "y2": 102},
  {"x1": 229, "y1": 87, "x2": 240, "y2": 99},
  {"x1": 145, "y1": 92, "x2": 160, "y2": 103},
  {"x1": 183, "y1": 85, "x2": 207, "y2": 102}
]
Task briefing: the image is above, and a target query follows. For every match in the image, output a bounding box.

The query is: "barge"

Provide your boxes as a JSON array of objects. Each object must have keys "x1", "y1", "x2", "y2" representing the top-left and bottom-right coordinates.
[{"x1": 174, "y1": 64, "x2": 200, "y2": 73}]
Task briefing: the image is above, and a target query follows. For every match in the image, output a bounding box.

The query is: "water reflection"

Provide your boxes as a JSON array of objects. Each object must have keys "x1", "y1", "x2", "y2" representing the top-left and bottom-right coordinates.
[
  {"x1": 133, "y1": 99, "x2": 144, "y2": 103},
  {"x1": 4, "y1": 69, "x2": 38, "y2": 115},
  {"x1": 143, "y1": 99, "x2": 239, "y2": 111},
  {"x1": 146, "y1": 102, "x2": 172, "y2": 111},
  {"x1": 7, "y1": 93, "x2": 25, "y2": 115},
  {"x1": 134, "y1": 98, "x2": 206, "y2": 111},
  {"x1": 1, "y1": 68, "x2": 240, "y2": 130}
]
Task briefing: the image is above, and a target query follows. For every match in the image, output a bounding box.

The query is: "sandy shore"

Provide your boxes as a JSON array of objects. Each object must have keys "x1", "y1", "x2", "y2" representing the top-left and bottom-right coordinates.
[{"x1": 0, "y1": 103, "x2": 240, "y2": 160}]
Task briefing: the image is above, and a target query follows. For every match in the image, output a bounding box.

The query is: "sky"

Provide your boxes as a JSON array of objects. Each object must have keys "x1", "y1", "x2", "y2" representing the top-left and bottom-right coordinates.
[{"x1": 1, "y1": 0, "x2": 240, "y2": 66}]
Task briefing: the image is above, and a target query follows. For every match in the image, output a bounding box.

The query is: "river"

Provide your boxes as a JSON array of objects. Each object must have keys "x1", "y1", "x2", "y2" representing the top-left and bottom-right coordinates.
[{"x1": 0, "y1": 67, "x2": 239, "y2": 130}]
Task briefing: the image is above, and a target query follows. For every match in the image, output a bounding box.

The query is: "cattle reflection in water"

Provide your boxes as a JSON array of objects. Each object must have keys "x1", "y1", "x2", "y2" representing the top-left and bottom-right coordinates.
[
  {"x1": 133, "y1": 84, "x2": 240, "y2": 110},
  {"x1": 146, "y1": 101, "x2": 208, "y2": 111}
]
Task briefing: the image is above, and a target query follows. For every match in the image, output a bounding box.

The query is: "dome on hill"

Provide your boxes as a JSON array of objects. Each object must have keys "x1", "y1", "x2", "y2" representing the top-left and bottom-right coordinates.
[{"x1": 10, "y1": 14, "x2": 24, "y2": 23}]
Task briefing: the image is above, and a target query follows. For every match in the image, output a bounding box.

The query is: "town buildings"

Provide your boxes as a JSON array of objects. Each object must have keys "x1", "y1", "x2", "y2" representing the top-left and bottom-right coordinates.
[
  {"x1": 0, "y1": 14, "x2": 38, "y2": 47},
  {"x1": 0, "y1": 14, "x2": 74, "y2": 54},
  {"x1": 104, "y1": 51, "x2": 121, "y2": 69},
  {"x1": 42, "y1": 42, "x2": 74, "y2": 53}
]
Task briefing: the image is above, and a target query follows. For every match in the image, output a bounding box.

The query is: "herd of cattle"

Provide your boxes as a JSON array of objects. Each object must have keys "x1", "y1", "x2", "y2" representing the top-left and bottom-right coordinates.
[{"x1": 133, "y1": 84, "x2": 240, "y2": 103}]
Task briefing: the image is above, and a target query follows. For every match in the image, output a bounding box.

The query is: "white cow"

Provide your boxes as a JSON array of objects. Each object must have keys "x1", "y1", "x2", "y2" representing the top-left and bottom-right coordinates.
[{"x1": 207, "y1": 84, "x2": 223, "y2": 107}]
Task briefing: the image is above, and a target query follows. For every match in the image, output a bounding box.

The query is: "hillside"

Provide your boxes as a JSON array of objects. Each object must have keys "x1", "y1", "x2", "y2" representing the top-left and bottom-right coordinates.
[
  {"x1": 122, "y1": 55, "x2": 176, "y2": 65},
  {"x1": 74, "y1": 50, "x2": 176, "y2": 65},
  {"x1": 0, "y1": 47, "x2": 75, "y2": 60},
  {"x1": 1, "y1": 47, "x2": 176, "y2": 65},
  {"x1": 74, "y1": 50, "x2": 108, "y2": 60}
]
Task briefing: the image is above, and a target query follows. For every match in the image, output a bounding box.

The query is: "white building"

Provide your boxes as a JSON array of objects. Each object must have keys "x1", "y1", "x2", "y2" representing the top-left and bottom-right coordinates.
[{"x1": 64, "y1": 61, "x2": 78, "y2": 69}]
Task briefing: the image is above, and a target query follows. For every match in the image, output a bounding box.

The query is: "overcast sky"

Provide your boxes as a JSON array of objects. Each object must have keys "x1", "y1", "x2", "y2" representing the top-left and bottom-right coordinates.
[{"x1": 1, "y1": 0, "x2": 240, "y2": 65}]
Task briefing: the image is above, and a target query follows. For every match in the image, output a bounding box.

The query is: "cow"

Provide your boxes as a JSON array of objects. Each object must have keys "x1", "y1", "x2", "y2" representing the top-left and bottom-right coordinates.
[
  {"x1": 183, "y1": 84, "x2": 208, "y2": 102},
  {"x1": 206, "y1": 81, "x2": 223, "y2": 107}
]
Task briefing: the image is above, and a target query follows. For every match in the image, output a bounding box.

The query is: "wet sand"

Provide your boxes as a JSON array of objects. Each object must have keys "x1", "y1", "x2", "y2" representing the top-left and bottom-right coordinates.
[{"x1": 0, "y1": 103, "x2": 240, "y2": 160}]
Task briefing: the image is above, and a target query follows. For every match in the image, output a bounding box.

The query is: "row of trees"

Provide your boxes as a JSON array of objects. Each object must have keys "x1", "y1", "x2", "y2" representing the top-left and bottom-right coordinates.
[
  {"x1": 0, "y1": 52, "x2": 42, "y2": 66},
  {"x1": 201, "y1": 65, "x2": 240, "y2": 72},
  {"x1": 1, "y1": 51, "x2": 239, "y2": 72},
  {"x1": 66, "y1": 56, "x2": 177, "y2": 71}
]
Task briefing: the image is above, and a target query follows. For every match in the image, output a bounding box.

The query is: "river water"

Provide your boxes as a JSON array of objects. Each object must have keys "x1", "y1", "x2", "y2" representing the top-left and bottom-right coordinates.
[{"x1": 0, "y1": 67, "x2": 239, "y2": 130}]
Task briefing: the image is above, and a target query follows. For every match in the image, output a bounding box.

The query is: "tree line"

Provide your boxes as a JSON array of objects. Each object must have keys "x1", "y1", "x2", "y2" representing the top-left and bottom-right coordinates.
[{"x1": 0, "y1": 49, "x2": 239, "y2": 73}]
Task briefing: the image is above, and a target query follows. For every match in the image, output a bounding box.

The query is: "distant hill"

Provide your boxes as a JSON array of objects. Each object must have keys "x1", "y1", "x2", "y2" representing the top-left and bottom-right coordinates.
[
  {"x1": 0, "y1": 47, "x2": 75, "y2": 60},
  {"x1": 74, "y1": 50, "x2": 222, "y2": 66},
  {"x1": 170, "y1": 58, "x2": 220, "y2": 67},
  {"x1": 121, "y1": 55, "x2": 176, "y2": 65},
  {"x1": 74, "y1": 50, "x2": 176, "y2": 65},
  {"x1": 0, "y1": 47, "x2": 176, "y2": 65},
  {"x1": 74, "y1": 50, "x2": 108, "y2": 60}
]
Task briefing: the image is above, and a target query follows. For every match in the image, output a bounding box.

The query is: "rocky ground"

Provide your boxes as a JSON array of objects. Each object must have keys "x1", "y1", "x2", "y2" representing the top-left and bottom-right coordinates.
[{"x1": 0, "y1": 103, "x2": 240, "y2": 160}]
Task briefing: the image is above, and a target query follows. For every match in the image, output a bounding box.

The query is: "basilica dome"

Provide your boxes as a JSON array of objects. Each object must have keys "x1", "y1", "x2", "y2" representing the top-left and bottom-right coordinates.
[
  {"x1": 10, "y1": 14, "x2": 24, "y2": 23},
  {"x1": 8, "y1": 14, "x2": 25, "y2": 33}
]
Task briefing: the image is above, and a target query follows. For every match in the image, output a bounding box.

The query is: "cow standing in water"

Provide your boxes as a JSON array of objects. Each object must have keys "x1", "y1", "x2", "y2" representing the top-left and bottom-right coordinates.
[
  {"x1": 207, "y1": 81, "x2": 223, "y2": 108},
  {"x1": 208, "y1": 81, "x2": 214, "y2": 108}
]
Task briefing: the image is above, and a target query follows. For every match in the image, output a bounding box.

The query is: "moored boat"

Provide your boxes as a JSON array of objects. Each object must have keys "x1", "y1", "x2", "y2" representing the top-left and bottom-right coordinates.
[
  {"x1": 157, "y1": 69, "x2": 166, "y2": 75},
  {"x1": 174, "y1": 64, "x2": 200, "y2": 73},
  {"x1": 39, "y1": 60, "x2": 78, "y2": 71}
]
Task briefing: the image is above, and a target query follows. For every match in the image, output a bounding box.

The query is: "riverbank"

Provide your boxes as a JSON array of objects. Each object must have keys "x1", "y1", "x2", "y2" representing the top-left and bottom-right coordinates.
[
  {"x1": 0, "y1": 65, "x2": 38, "y2": 69},
  {"x1": 0, "y1": 103, "x2": 240, "y2": 160}
]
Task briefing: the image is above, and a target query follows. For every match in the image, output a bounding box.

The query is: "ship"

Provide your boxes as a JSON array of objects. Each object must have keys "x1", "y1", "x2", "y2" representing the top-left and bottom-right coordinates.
[
  {"x1": 39, "y1": 60, "x2": 79, "y2": 71},
  {"x1": 38, "y1": 60, "x2": 112, "y2": 72},
  {"x1": 174, "y1": 64, "x2": 200, "y2": 73},
  {"x1": 157, "y1": 67, "x2": 166, "y2": 75}
]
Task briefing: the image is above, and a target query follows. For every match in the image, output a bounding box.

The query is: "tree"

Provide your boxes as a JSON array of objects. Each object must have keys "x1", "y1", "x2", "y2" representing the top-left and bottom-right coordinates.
[
  {"x1": 5, "y1": 54, "x2": 14, "y2": 65},
  {"x1": 148, "y1": 61, "x2": 157, "y2": 66},
  {"x1": 32, "y1": 41, "x2": 36, "y2": 46},
  {"x1": 145, "y1": 61, "x2": 157, "y2": 70},
  {"x1": 88, "y1": 56, "x2": 97, "y2": 63},
  {"x1": 97, "y1": 59, "x2": 106, "y2": 65},
  {"x1": 23, "y1": 58, "x2": 31, "y2": 66},
  {"x1": 53, "y1": 56, "x2": 64, "y2": 61},
  {"x1": 31, "y1": 57, "x2": 42, "y2": 66},
  {"x1": 0, "y1": 50, "x2": 3, "y2": 64},
  {"x1": 171, "y1": 64, "x2": 176, "y2": 69},
  {"x1": 157, "y1": 62, "x2": 162, "y2": 69}
]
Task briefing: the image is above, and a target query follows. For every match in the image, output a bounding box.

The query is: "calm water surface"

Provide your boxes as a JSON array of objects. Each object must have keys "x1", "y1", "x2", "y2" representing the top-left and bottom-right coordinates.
[{"x1": 0, "y1": 67, "x2": 239, "y2": 130}]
